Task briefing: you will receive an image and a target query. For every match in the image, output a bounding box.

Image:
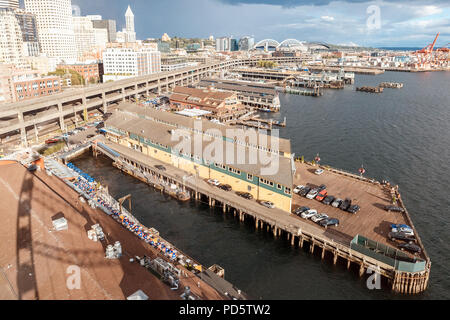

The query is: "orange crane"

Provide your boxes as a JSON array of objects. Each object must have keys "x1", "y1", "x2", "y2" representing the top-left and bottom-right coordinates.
[
  {"x1": 436, "y1": 43, "x2": 450, "y2": 53},
  {"x1": 415, "y1": 33, "x2": 440, "y2": 68},
  {"x1": 416, "y1": 32, "x2": 440, "y2": 54}
]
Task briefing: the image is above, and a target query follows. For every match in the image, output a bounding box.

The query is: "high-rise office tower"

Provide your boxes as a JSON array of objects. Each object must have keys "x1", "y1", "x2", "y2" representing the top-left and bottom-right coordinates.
[
  {"x1": 15, "y1": 9, "x2": 41, "y2": 57},
  {"x1": 0, "y1": 7, "x2": 25, "y2": 67},
  {"x1": 0, "y1": 0, "x2": 19, "y2": 9},
  {"x1": 92, "y1": 19, "x2": 117, "y2": 43},
  {"x1": 24, "y1": 0, "x2": 77, "y2": 62},
  {"x1": 238, "y1": 36, "x2": 255, "y2": 51},
  {"x1": 124, "y1": 5, "x2": 136, "y2": 43}
]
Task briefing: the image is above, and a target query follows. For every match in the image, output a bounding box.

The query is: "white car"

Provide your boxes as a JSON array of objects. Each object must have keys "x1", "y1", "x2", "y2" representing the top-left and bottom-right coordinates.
[
  {"x1": 311, "y1": 213, "x2": 329, "y2": 223},
  {"x1": 260, "y1": 201, "x2": 275, "y2": 209},
  {"x1": 306, "y1": 189, "x2": 319, "y2": 199},
  {"x1": 293, "y1": 185, "x2": 305, "y2": 194},
  {"x1": 207, "y1": 179, "x2": 220, "y2": 186},
  {"x1": 392, "y1": 227, "x2": 414, "y2": 236},
  {"x1": 301, "y1": 209, "x2": 317, "y2": 219},
  {"x1": 315, "y1": 169, "x2": 324, "y2": 175}
]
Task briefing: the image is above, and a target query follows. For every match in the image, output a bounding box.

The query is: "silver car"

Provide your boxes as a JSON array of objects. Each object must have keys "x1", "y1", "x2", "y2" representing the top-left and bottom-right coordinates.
[
  {"x1": 306, "y1": 189, "x2": 319, "y2": 199},
  {"x1": 311, "y1": 213, "x2": 329, "y2": 223},
  {"x1": 260, "y1": 201, "x2": 275, "y2": 209},
  {"x1": 301, "y1": 209, "x2": 317, "y2": 219}
]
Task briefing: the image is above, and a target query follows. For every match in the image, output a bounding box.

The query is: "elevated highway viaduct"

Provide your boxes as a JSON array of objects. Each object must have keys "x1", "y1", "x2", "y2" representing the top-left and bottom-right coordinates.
[{"x1": 0, "y1": 57, "x2": 304, "y2": 148}]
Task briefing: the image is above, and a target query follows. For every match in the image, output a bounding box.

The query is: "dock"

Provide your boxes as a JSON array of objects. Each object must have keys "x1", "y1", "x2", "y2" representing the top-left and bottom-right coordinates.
[
  {"x1": 380, "y1": 82, "x2": 404, "y2": 89},
  {"x1": 356, "y1": 86, "x2": 384, "y2": 93},
  {"x1": 92, "y1": 138, "x2": 431, "y2": 294},
  {"x1": 0, "y1": 158, "x2": 242, "y2": 300},
  {"x1": 283, "y1": 87, "x2": 323, "y2": 97},
  {"x1": 308, "y1": 66, "x2": 385, "y2": 75}
]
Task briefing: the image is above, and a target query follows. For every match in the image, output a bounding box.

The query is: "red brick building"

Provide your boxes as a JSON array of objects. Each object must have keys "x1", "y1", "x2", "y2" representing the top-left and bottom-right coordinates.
[
  {"x1": 0, "y1": 64, "x2": 62, "y2": 104},
  {"x1": 57, "y1": 62, "x2": 104, "y2": 83},
  {"x1": 169, "y1": 86, "x2": 246, "y2": 122},
  {"x1": 14, "y1": 76, "x2": 62, "y2": 101}
]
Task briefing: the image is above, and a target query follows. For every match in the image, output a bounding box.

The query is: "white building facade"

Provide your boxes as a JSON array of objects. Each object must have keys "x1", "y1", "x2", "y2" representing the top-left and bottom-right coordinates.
[
  {"x1": 102, "y1": 46, "x2": 161, "y2": 82},
  {"x1": 0, "y1": 8, "x2": 25, "y2": 67},
  {"x1": 24, "y1": 0, "x2": 77, "y2": 63}
]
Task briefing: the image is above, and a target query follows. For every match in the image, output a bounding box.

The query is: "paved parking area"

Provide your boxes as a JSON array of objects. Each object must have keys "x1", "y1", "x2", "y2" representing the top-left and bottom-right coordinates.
[{"x1": 292, "y1": 162, "x2": 422, "y2": 257}]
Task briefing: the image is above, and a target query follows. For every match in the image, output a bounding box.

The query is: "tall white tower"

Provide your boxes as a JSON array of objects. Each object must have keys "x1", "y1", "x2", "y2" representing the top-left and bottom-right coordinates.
[
  {"x1": 124, "y1": 5, "x2": 136, "y2": 42},
  {"x1": 24, "y1": 0, "x2": 77, "y2": 62}
]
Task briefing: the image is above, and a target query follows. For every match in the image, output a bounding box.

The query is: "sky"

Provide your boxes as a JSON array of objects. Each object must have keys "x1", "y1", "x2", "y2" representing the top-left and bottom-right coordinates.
[{"x1": 69, "y1": 0, "x2": 450, "y2": 47}]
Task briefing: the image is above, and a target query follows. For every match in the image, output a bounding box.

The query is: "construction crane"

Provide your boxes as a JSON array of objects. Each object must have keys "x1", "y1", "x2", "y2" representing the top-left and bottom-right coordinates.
[
  {"x1": 414, "y1": 33, "x2": 440, "y2": 68},
  {"x1": 436, "y1": 43, "x2": 450, "y2": 53}
]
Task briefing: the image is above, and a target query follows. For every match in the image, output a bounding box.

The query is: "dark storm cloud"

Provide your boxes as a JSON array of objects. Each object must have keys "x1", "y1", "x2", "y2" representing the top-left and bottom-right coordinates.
[{"x1": 218, "y1": 0, "x2": 449, "y2": 6}]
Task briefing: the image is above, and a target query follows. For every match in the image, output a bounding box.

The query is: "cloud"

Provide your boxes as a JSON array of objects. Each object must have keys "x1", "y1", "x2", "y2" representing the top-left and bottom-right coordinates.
[
  {"x1": 70, "y1": 0, "x2": 450, "y2": 47},
  {"x1": 321, "y1": 15, "x2": 335, "y2": 21},
  {"x1": 217, "y1": 0, "x2": 450, "y2": 7}
]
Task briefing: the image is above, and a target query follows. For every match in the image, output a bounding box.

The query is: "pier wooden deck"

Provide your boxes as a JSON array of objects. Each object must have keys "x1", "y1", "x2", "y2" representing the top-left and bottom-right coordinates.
[
  {"x1": 292, "y1": 162, "x2": 425, "y2": 260},
  {"x1": 93, "y1": 138, "x2": 431, "y2": 294}
]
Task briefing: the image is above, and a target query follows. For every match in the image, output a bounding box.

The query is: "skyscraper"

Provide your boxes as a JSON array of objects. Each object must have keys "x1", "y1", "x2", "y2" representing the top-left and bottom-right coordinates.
[
  {"x1": 0, "y1": 7, "x2": 25, "y2": 67},
  {"x1": 0, "y1": 0, "x2": 19, "y2": 9},
  {"x1": 24, "y1": 0, "x2": 77, "y2": 62},
  {"x1": 92, "y1": 19, "x2": 117, "y2": 43},
  {"x1": 238, "y1": 36, "x2": 255, "y2": 51},
  {"x1": 124, "y1": 5, "x2": 136, "y2": 43},
  {"x1": 215, "y1": 37, "x2": 238, "y2": 52},
  {"x1": 15, "y1": 9, "x2": 41, "y2": 57}
]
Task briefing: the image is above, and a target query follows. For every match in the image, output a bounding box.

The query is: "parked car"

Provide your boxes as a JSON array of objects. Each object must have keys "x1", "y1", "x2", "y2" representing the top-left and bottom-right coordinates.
[
  {"x1": 154, "y1": 165, "x2": 166, "y2": 171},
  {"x1": 315, "y1": 190, "x2": 328, "y2": 201},
  {"x1": 315, "y1": 169, "x2": 324, "y2": 175},
  {"x1": 207, "y1": 179, "x2": 220, "y2": 186},
  {"x1": 293, "y1": 206, "x2": 310, "y2": 216},
  {"x1": 306, "y1": 189, "x2": 319, "y2": 200},
  {"x1": 391, "y1": 224, "x2": 414, "y2": 236},
  {"x1": 347, "y1": 205, "x2": 360, "y2": 214},
  {"x1": 331, "y1": 198, "x2": 343, "y2": 208},
  {"x1": 319, "y1": 218, "x2": 340, "y2": 228},
  {"x1": 260, "y1": 201, "x2": 275, "y2": 209},
  {"x1": 293, "y1": 185, "x2": 305, "y2": 194},
  {"x1": 87, "y1": 134, "x2": 95, "y2": 139},
  {"x1": 339, "y1": 198, "x2": 352, "y2": 211},
  {"x1": 311, "y1": 213, "x2": 329, "y2": 223},
  {"x1": 299, "y1": 186, "x2": 311, "y2": 197},
  {"x1": 45, "y1": 138, "x2": 59, "y2": 145},
  {"x1": 301, "y1": 209, "x2": 318, "y2": 219},
  {"x1": 385, "y1": 206, "x2": 405, "y2": 213},
  {"x1": 322, "y1": 195, "x2": 335, "y2": 205},
  {"x1": 398, "y1": 243, "x2": 422, "y2": 254},
  {"x1": 388, "y1": 232, "x2": 416, "y2": 243},
  {"x1": 236, "y1": 191, "x2": 253, "y2": 200},
  {"x1": 317, "y1": 184, "x2": 327, "y2": 192},
  {"x1": 219, "y1": 184, "x2": 232, "y2": 191}
]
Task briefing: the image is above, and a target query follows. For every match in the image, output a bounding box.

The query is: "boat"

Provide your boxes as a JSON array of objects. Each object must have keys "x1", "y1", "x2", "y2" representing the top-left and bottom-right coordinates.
[{"x1": 176, "y1": 191, "x2": 191, "y2": 202}]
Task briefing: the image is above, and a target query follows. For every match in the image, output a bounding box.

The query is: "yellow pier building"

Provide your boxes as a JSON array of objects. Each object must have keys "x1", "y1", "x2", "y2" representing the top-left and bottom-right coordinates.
[{"x1": 103, "y1": 103, "x2": 295, "y2": 212}]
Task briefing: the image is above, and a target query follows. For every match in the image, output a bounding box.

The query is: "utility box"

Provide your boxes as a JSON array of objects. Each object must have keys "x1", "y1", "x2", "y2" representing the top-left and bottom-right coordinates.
[
  {"x1": 52, "y1": 213, "x2": 68, "y2": 231},
  {"x1": 127, "y1": 290, "x2": 149, "y2": 300}
]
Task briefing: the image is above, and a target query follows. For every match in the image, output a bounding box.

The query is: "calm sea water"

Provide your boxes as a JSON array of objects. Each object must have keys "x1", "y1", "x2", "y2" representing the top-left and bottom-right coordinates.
[{"x1": 73, "y1": 71, "x2": 450, "y2": 299}]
